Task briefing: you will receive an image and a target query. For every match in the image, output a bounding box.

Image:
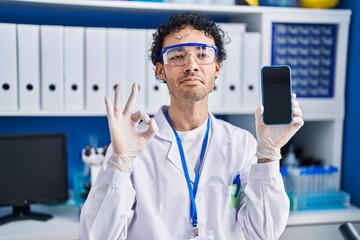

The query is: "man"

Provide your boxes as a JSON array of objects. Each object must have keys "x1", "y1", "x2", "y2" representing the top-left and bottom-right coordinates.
[{"x1": 80, "y1": 12, "x2": 304, "y2": 240}]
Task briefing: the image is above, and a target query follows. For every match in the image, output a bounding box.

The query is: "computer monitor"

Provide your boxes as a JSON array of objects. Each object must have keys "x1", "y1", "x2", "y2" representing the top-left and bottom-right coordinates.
[{"x1": 0, "y1": 133, "x2": 68, "y2": 225}]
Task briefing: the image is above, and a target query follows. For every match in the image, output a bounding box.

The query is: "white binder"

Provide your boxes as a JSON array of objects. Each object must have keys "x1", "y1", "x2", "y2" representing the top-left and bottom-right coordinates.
[
  {"x1": 208, "y1": 72, "x2": 224, "y2": 113},
  {"x1": 127, "y1": 28, "x2": 147, "y2": 111},
  {"x1": 242, "y1": 32, "x2": 261, "y2": 111},
  {"x1": 85, "y1": 27, "x2": 107, "y2": 111},
  {"x1": 41, "y1": 25, "x2": 64, "y2": 110},
  {"x1": 17, "y1": 24, "x2": 41, "y2": 111},
  {"x1": 64, "y1": 26, "x2": 85, "y2": 111},
  {"x1": 221, "y1": 23, "x2": 246, "y2": 111},
  {"x1": 107, "y1": 28, "x2": 128, "y2": 104},
  {"x1": 146, "y1": 29, "x2": 169, "y2": 114},
  {"x1": 0, "y1": 23, "x2": 17, "y2": 111}
]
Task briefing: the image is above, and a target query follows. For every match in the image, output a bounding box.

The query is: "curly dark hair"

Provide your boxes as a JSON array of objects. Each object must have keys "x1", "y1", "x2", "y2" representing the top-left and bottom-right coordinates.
[{"x1": 150, "y1": 12, "x2": 229, "y2": 66}]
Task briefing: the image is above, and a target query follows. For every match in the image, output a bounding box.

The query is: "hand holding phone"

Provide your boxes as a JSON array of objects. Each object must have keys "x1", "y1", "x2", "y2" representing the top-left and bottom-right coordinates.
[
  {"x1": 261, "y1": 65, "x2": 292, "y2": 125},
  {"x1": 255, "y1": 65, "x2": 304, "y2": 161}
]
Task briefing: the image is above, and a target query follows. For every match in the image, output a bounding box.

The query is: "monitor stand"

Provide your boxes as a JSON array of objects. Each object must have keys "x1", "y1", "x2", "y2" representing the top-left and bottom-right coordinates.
[{"x1": 0, "y1": 205, "x2": 53, "y2": 226}]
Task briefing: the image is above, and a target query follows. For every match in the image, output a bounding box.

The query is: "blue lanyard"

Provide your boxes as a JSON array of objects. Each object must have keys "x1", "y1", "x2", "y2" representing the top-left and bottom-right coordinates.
[{"x1": 165, "y1": 109, "x2": 210, "y2": 228}]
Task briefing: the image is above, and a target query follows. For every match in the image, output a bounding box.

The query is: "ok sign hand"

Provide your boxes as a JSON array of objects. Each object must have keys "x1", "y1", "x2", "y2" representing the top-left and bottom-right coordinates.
[{"x1": 105, "y1": 83, "x2": 158, "y2": 156}]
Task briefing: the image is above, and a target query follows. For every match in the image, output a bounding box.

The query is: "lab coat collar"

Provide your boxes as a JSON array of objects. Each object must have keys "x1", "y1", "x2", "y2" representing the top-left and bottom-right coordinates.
[
  {"x1": 198, "y1": 112, "x2": 231, "y2": 190},
  {"x1": 153, "y1": 105, "x2": 174, "y2": 142},
  {"x1": 153, "y1": 106, "x2": 231, "y2": 184},
  {"x1": 153, "y1": 106, "x2": 191, "y2": 179}
]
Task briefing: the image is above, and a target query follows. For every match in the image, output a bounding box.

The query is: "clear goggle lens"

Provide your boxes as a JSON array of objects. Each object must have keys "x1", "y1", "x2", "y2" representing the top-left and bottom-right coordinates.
[{"x1": 160, "y1": 43, "x2": 218, "y2": 66}]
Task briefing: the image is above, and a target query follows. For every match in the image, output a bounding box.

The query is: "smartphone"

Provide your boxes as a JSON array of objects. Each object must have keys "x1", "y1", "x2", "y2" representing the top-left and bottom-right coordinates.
[{"x1": 261, "y1": 65, "x2": 292, "y2": 125}]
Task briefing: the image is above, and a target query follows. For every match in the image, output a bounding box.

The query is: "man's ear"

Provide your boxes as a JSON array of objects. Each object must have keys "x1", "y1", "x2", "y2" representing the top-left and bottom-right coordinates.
[
  {"x1": 155, "y1": 63, "x2": 166, "y2": 81},
  {"x1": 215, "y1": 61, "x2": 221, "y2": 79}
]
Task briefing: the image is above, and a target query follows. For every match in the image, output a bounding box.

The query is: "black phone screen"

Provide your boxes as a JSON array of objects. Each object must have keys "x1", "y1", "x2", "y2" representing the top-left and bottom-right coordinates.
[{"x1": 261, "y1": 66, "x2": 292, "y2": 125}]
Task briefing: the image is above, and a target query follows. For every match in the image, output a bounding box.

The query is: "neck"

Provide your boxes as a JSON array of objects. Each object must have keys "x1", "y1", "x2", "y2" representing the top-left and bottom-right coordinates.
[{"x1": 168, "y1": 98, "x2": 209, "y2": 131}]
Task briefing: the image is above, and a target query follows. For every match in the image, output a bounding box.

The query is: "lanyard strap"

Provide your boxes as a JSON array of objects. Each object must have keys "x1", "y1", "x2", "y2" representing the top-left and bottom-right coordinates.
[{"x1": 165, "y1": 109, "x2": 210, "y2": 228}]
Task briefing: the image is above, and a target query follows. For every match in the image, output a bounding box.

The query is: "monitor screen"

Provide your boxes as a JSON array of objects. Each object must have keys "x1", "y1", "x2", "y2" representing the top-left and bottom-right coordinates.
[{"x1": 0, "y1": 133, "x2": 68, "y2": 224}]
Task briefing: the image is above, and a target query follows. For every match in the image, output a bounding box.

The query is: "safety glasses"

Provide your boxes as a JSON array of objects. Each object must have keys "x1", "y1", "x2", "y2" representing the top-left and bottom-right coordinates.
[{"x1": 159, "y1": 42, "x2": 218, "y2": 66}]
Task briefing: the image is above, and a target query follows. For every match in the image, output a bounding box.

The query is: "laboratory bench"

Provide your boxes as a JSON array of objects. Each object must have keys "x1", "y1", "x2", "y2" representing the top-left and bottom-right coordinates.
[{"x1": 0, "y1": 203, "x2": 79, "y2": 240}]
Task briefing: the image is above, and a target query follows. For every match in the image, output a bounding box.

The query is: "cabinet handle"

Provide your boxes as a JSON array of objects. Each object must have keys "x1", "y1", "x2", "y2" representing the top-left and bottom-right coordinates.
[
  {"x1": 71, "y1": 84, "x2": 78, "y2": 91},
  {"x1": 2, "y1": 83, "x2": 10, "y2": 91},
  {"x1": 49, "y1": 84, "x2": 56, "y2": 91},
  {"x1": 26, "y1": 84, "x2": 33, "y2": 91}
]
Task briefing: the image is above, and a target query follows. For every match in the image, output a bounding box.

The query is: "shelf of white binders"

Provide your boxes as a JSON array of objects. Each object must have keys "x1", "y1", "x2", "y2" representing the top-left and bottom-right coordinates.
[{"x1": 280, "y1": 165, "x2": 350, "y2": 211}]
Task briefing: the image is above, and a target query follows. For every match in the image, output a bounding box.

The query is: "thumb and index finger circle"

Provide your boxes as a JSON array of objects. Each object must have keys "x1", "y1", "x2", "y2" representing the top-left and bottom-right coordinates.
[
  {"x1": 143, "y1": 119, "x2": 159, "y2": 139},
  {"x1": 131, "y1": 110, "x2": 158, "y2": 136}
]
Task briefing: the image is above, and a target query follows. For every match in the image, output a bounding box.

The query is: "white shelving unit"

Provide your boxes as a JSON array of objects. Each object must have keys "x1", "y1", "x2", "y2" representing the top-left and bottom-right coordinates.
[{"x1": 0, "y1": 1, "x2": 359, "y2": 239}]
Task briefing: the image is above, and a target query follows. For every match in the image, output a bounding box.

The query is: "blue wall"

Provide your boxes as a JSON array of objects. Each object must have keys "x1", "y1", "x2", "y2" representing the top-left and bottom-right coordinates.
[{"x1": 338, "y1": 1, "x2": 360, "y2": 207}]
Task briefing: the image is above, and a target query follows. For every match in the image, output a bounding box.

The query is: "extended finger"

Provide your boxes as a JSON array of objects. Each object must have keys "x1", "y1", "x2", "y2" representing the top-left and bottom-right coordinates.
[
  {"x1": 105, "y1": 96, "x2": 114, "y2": 117},
  {"x1": 114, "y1": 85, "x2": 122, "y2": 117},
  {"x1": 105, "y1": 97, "x2": 116, "y2": 128},
  {"x1": 124, "y1": 83, "x2": 139, "y2": 115},
  {"x1": 292, "y1": 93, "x2": 297, "y2": 101},
  {"x1": 254, "y1": 105, "x2": 264, "y2": 127}
]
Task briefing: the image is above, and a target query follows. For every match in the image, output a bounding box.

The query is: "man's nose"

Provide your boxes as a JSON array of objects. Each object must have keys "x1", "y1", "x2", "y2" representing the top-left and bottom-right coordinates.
[{"x1": 184, "y1": 53, "x2": 199, "y2": 72}]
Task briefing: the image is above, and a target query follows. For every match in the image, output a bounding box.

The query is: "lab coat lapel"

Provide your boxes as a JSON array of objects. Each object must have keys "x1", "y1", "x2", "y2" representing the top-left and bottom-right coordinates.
[
  {"x1": 154, "y1": 106, "x2": 196, "y2": 183},
  {"x1": 197, "y1": 114, "x2": 230, "y2": 190},
  {"x1": 167, "y1": 140, "x2": 196, "y2": 182}
]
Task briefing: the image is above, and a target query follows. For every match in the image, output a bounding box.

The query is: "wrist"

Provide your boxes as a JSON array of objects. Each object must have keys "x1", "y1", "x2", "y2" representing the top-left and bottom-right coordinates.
[
  {"x1": 257, "y1": 158, "x2": 274, "y2": 164},
  {"x1": 256, "y1": 140, "x2": 282, "y2": 161},
  {"x1": 108, "y1": 152, "x2": 135, "y2": 173}
]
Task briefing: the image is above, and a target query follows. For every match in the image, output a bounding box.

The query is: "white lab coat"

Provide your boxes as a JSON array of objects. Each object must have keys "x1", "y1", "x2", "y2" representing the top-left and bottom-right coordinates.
[{"x1": 80, "y1": 106, "x2": 290, "y2": 240}]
